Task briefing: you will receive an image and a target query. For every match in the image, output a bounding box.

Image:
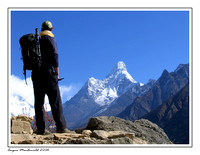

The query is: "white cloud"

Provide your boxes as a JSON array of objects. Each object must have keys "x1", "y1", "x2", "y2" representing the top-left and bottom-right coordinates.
[
  {"x1": 9, "y1": 75, "x2": 35, "y2": 116},
  {"x1": 9, "y1": 75, "x2": 82, "y2": 116},
  {"x1": 60, "y1": 84, "x2": 82, "y2": 102}
]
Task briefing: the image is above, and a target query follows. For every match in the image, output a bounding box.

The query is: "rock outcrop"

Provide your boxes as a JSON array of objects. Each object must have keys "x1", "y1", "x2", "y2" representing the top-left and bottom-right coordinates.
[
  {"x1": 10, "y1": 115, "x2": 172, "y2": 144},
  {"x1": 86, "y1": 116, "x2": 172, "y2": 144}
]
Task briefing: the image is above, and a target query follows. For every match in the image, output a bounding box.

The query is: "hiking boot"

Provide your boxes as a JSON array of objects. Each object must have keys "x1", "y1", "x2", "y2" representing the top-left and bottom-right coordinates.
[
  {"x1": 33, "y1": 129, "x2": 52, "y2": 135},
  {"x1": 56, "y1": 128, "x2": 72, "y2": 133}
]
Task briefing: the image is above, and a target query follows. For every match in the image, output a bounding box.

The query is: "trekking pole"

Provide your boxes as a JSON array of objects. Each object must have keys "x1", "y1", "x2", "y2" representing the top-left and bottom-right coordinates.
[
  {"x1": 35, "y1": 28, "x2": 38, "y2": 36},
  {"x1": 58, "y1": 78, "x2": 64, "y2": 81}
]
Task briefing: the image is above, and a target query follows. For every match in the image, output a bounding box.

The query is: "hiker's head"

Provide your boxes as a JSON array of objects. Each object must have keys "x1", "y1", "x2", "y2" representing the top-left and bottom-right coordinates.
[{"x1": 42, "y1": 21, "x2": 53, "y2": 31}]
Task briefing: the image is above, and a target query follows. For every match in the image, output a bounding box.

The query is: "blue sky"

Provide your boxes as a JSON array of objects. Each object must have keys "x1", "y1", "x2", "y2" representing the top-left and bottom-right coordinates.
[{"x1": 11, "y1": 10, "x2": 190, "y2": 87}]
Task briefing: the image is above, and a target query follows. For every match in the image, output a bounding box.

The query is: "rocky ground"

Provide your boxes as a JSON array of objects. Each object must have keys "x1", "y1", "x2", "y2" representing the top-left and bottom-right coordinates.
[{"x1": 10, "y1": 115, "x2": 172, "y2": 144}]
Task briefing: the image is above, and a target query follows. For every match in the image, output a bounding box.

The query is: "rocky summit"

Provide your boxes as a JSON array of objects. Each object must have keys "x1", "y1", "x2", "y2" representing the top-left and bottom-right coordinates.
[{"x1": 10, "y1": 115, "x2": 172, "y2": 144}]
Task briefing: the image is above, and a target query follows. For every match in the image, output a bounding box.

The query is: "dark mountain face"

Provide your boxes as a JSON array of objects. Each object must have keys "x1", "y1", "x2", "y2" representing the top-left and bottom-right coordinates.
[
  {"x1": 118, "y1": 64, "x2": 189, "y2": 121},
  {"x1": 62, "y1": 85, "x2": 102, "y2": 129},
  {"x1": 143, "y1": 83, "x2": 189, "y2": 144}
]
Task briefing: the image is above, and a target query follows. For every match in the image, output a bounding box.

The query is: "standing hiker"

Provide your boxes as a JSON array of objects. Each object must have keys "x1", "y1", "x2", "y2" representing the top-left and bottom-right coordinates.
[{"x1": 31, "y1": 21, "x2": 68, "y2": 134}]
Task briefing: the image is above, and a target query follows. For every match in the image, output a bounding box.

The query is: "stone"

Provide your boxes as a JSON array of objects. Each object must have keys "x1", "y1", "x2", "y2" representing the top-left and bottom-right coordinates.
[
  {"x1": 91, "y1": 130, "x2": 109, "y2": 140},
  {"x1": 11, "y1": 115, "x2": 33, "y2": 134},
  {"x1": 65, "y1": 137, "x2": 98, "y2": 144},
  {"x1": 11, "y1": 115, "x2": 33, "y2": 124},
  {"x1": 133, "y1": 119, "x2": 172, "y2": 144},
  {"x1": 132, "y1": 137, "x2": 148, "y2": 144},
  {"x1": 82, "y1": 130, "x2": 92, "y2": 136},
  {"x1": 11, "y1": 120, "x2": 33, "y2": 134},
  {"x1": 90, "y1": 130, "x2": 135, "y2": 141},
  {"x1": 11, "y1": 134, "x2": 34, "y2": 144},
  {"x1": 86, "y1": 116, "x2": 138, "y2": 132},
  {"x1": 54, "y1": 133, "x2": 84, "y2": 140},
  {"x1": 110, "y1": 137, "x2": 133, "y2": 144},
  {"x1": 107, "y1": 131, "x2": 135, "y2": 139}
]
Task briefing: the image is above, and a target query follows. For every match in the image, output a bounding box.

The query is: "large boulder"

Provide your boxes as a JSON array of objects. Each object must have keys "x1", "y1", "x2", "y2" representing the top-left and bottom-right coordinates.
[
  {"x1": 11, "y1": 115, "x2": 33, "y2": 134},
  {"x1": 86, "y1": 116, "x2": 172, "y2": 144}
]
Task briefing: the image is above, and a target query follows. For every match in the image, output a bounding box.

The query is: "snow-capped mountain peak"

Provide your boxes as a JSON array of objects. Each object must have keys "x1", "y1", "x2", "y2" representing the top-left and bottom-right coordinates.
[
  {"x1": 112, "y1": 61, "x2": 127, "y2": 72},
  {"x1": 86, "y1": 61, "x2": 140, "y2": 106},
  {"x1": 106, "y1": 61, "x2": 136, "y2": 83}
]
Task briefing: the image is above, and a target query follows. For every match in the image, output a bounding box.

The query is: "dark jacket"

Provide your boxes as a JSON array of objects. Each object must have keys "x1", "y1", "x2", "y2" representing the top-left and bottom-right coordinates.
[
  {"x1": 39, "y1": 30, "x2": 58, "y2": 68},
  {"x1": 32, "y1": 30, "x2": 58, "y2": 88}
]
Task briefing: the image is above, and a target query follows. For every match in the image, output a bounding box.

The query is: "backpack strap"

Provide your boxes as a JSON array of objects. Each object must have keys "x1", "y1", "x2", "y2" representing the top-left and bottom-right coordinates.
[{"x1": 23, "y1": 65, "x2": 27, "y2": 85}]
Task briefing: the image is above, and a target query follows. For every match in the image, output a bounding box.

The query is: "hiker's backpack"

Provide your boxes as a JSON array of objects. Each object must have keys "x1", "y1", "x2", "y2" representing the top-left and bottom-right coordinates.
[{"x1": 19, "y1": 28, "x2": 42, "y2": 83}]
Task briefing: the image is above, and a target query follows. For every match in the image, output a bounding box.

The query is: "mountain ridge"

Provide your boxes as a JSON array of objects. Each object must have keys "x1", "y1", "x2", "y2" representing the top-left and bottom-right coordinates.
[{"x1": 118, "y1": 63, "x2": 189, "y2": 121}]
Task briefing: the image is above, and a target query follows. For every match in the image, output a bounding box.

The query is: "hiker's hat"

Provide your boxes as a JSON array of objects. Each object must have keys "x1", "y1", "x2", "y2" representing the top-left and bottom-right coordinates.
[{"x1": 42, "y1": 21, "x2": 53, "y2": 30}]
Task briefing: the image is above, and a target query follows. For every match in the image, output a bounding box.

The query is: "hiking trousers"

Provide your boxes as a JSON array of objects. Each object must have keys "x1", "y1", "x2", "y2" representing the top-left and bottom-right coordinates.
[{"x1": 31, "y1": 68, "x2": 67, "y2": 131}]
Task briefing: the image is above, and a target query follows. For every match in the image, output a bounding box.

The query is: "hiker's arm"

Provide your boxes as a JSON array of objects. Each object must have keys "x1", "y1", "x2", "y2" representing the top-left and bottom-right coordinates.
[
  {"x1": 54, "y1": 67, "x2": 59, "y2": 79},
  {"x1": 50, "y1": 37, "x2": 59, "y2": 79},
  {"x1": 51, "y1": 38, "x2": 59, "y2": 68}
]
